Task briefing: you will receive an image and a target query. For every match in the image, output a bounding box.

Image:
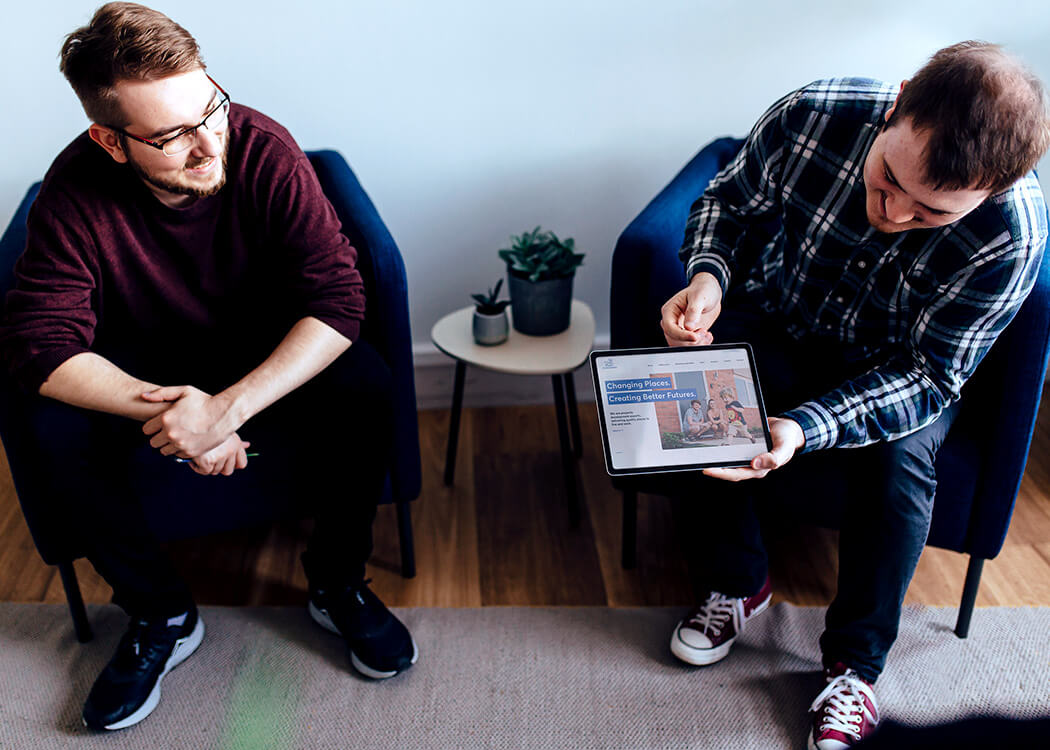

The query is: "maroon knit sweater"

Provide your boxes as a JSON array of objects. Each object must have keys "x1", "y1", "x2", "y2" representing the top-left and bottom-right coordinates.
[{"x1": 0, "y1": 104, "x2": 366, "y2": 393}]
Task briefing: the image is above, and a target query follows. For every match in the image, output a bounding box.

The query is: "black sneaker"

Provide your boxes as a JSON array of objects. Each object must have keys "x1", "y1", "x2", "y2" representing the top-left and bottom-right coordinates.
[
  {"x1": 308, "y1": 580, "x2": 418, "y2": 679},
  {"x1": 82, "y1": 607, "x2": 204, "y2": 731}
]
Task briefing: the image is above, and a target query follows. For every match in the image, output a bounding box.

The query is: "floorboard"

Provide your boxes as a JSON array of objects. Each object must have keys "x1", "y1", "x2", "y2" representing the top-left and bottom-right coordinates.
[
  {"x1": 475, "y1": 449, "x2": 607, "y2": 606},
  {"x1": 1, "y1": 393, "x2": 1049, "y2": 612}
]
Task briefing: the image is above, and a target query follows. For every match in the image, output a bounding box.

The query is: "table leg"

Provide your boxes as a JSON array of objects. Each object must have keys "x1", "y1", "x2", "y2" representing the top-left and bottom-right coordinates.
[
  {"x1": 444, "y1": 360, "x2": 467, "y2": 486},
  {"x1": 552, "y1": 374, "x2": 581, "y2": 528},
  {"x1": 565, "y1": 369, "x2": 582, "y2": 459}
]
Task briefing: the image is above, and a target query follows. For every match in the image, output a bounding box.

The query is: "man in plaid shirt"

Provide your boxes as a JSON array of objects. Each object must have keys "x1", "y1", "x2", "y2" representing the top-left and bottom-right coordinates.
[{"x1": 660, "y1": 42, "x2": 1049, "y2": 748}]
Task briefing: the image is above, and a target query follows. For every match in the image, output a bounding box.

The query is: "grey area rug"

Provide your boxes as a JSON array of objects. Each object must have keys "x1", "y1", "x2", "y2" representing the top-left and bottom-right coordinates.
[{"x1": 0, "y1": 604, "x2": 1047, "y2": 750}]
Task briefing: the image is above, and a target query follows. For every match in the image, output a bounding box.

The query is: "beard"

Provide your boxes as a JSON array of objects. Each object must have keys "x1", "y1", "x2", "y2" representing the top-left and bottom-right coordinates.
[{"x1": 126, "y1": 136, "x2": 229, "y2": 200}]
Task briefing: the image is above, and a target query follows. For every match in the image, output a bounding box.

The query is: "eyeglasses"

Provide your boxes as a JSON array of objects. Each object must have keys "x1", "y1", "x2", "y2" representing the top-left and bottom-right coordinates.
[{"x1": 114, "y1": 76, "x2": 230, "y2": 156}]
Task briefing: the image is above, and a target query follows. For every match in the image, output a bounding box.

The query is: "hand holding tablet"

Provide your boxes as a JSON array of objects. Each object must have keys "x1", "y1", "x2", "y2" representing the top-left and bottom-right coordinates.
[
  {"x1": 590, "y1": 344, "x2": 773, "y2": 475},
  {"x1": 700, "y1": 416, "x2": 805, "y2": 482}
]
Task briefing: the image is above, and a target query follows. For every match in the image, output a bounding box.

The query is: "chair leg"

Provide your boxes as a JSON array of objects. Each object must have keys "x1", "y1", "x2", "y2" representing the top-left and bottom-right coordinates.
[
  {"x1": 622, "y1": 490, "x2": 638, "y2": 569},
  {"x1": 395, "y1": 501, "x2": 417, "y2": 579},
  {"x1": 954, "y1": 556, "x2": 984, "y2": 639},
  {"x1": 551, "y1": 374, "x2": 581, "y2": 528},
  {"x1": 57, "y1": 560, "x2": 93, "y2": 643}
]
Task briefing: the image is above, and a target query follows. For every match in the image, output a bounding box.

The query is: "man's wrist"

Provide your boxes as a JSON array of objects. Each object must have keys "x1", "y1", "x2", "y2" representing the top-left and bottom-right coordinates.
[
  {"x1": 687, "y1": 258, "x2": 730, "y2": 295},
  {"x1": 689, "y1": 270, "x2": 725, "y2": 303},
  {"x1": 787, "y1": 418, "x2": 806, "y2": 451},
  {"x1": 214, "y1": 389, "x2": 251, "y2": 433},
  {"x1": 780, "y1": 406, "x2": 832, "y2": 453},
  {"x1": 689, "y1": 270, "x2": 719, "y2": 289}
]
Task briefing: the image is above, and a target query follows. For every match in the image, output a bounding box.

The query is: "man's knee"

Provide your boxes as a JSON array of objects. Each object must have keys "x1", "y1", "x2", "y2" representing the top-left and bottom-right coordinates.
[
  {"x1": 7, "y1": 393, "x2": 129, "y2": 459},
  {"x1": 855, "y1": 429, "x2": 945, "y2": 524},
  {"x1": 253, "y1": 340, "x2": 396, "y2": 451},
  {"x1": 312, "y1": 341, "x2": 394, "y2": 411}
]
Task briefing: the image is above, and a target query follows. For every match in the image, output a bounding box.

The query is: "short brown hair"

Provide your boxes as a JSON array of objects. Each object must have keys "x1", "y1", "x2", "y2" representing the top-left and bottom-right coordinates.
[
  {"x1": 887, "y1": 41, "x2": 1050, "y2": 193},
  {"x1": 60, "y1": 2, "x2": 205, "y2": 127}
]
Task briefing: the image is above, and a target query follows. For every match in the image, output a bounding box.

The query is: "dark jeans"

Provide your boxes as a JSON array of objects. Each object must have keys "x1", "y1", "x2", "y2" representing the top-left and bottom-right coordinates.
[
  {"x1": 677, "y1": 293, "x2": 958, "y2": 683},
  {"x1": 18, "y1": 339, "x2": 393, "y2": 618}
]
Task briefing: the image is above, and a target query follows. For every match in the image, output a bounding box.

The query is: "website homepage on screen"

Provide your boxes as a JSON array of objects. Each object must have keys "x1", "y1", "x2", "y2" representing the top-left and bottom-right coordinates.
[{"x1": 593, "y1": 347, "x2": 768, "y2": 473}]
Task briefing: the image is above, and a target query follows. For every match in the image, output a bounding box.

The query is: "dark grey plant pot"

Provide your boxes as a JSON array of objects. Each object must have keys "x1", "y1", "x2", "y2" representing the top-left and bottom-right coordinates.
[
  {"x1": 472, "y1": 309, "x2": 509, "y2": 345},
  {"x1": 507, "y1": 271, "x2": 574, "y2": 336}
]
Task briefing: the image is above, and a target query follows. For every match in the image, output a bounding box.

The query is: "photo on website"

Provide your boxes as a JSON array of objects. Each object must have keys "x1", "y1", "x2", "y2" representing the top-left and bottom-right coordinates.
[
  {"x1": 592, "y1": 346, "x2": 770, "y2": 474},
  {"x1": 662, "y1": 370, "x2": 762, "y2": 449}
]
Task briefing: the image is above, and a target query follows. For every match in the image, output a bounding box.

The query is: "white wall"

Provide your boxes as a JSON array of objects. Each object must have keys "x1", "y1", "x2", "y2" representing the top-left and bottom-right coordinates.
[{"x1": 3, "y1": 0, "x2": 1049, "y2": 359}]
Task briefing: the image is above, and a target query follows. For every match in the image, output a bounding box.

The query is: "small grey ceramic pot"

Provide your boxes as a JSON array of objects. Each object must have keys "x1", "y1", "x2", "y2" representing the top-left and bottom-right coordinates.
[{"x1": 472, "y1": 309, "x2": 509, "y2": 345}]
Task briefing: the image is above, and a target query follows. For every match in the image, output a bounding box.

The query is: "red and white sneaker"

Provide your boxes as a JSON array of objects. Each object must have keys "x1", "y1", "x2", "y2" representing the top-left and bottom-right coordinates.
[
  {"x1": 670, "y1": 577, "x2": 772, "y2": 665},
  {"x1": 808, "y1": 663, "x2": 880, "y2": 749}
]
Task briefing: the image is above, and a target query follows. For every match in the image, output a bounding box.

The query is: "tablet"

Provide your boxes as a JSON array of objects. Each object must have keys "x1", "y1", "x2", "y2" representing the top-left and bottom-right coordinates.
[{"x1": 589, "y1": 344, "x2": 773, "y2": 475}]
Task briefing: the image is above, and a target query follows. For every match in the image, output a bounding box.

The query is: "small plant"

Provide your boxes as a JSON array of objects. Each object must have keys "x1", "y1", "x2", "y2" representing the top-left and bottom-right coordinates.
[
  {"x1": 498, "y1": 226, "x2": 585, "y2": 282},
  {"x1": 660, "y1": 431, "x2": 688, "y2": 450},
  {"x1": 471, "y1": 279, "x2": 510, "y2": 315}
]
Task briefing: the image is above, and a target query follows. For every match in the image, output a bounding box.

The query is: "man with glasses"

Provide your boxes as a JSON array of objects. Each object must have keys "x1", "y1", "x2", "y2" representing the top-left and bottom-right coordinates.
[
  {"x1": 0, "y1": 2, "x2": 417, "y2": 730},
  {"x1": 104, "y1": 74, "x2": 232, "y2": 198}
]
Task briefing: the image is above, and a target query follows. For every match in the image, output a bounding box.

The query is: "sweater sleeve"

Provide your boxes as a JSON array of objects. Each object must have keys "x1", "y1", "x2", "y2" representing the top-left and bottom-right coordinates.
[
  {"x1": 0, "y1": 199, "x2": 98, "y2": 393},
  {"x1": 262, "y1": 148, "x2": 366, "y2": 343}
]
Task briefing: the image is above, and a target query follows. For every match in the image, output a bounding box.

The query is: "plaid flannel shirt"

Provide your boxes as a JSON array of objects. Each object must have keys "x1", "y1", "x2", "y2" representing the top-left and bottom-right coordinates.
[{"x1": 681, "y1": 78, "x2": 1048, "y2": 452}]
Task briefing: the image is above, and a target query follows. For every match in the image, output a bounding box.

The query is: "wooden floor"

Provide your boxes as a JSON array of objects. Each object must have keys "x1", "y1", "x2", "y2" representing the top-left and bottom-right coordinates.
[{"x1": 2, "y1": 393, "x2": 1050, "y2": 611}]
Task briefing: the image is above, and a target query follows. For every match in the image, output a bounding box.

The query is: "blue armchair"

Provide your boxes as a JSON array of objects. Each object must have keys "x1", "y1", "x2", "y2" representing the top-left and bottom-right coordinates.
[
  {"x1": 0, "y1": 150, "x2": 422, "y2": 642},
  {"x1": 611, "y1": 138, "x2": 1050, "y2": 638}
]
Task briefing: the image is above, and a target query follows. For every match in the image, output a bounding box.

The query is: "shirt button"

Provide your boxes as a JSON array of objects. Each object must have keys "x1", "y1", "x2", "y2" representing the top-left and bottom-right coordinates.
[
  {"x1": 836, "y1": 296, "x2": 844, "y2": 304},
  {"x1": 857, "y1": 260, "x2": 867, "y2": 269}
]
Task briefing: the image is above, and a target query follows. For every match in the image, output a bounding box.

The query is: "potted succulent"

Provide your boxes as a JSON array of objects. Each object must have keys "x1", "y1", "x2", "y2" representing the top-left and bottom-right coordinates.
[
  {"x1": 498, "y1": 226, "x2": 585, "y2": 335},
  {"x1": 471, "y1": 279, "x2": 511, "y2": 345}
]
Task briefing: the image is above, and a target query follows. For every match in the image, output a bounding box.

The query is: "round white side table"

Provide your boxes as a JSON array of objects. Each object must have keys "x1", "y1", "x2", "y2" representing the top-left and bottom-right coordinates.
[{"x1": 431, "y1": 300, "x2": 596, "y2": 525}]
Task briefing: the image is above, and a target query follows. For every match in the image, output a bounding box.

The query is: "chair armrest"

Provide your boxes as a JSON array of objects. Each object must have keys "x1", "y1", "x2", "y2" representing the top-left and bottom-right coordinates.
[
  {"x1": 0, "y1": 182, "x2": 41, "y2": 299},
  {"x1": 306, "y1": 150, "x2": 421, "y2": 502},
  {"x1": 957, "y1": 249, "x2": 1050, "y2": 557}
]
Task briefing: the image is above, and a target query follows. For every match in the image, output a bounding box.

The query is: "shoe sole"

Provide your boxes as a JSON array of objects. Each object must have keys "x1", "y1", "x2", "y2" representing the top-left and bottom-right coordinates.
[
  {"x1": 670, "y1": 626, "x2": 736, "y2": 665},
  {"x1": 308, "y1": 601, "x2": 419, "y2": 680},
  {"x1": 669, "y1": 594, "x2": 772, "y2": 666},
  {"x1": 98, "y1": 617, "x2": 205, "y2": 731}
]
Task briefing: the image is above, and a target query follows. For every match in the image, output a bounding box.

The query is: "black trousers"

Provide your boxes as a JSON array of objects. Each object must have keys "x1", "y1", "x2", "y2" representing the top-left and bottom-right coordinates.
[
  {"x1": 676, "y1": 294, "x2": 958, "y2": 683},
  {"x1": 20, "y1": 340, "x2": 393, "y2": 618}
]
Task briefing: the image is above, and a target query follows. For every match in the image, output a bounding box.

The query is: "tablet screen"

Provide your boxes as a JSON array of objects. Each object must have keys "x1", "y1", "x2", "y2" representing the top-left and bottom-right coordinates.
[{"x1": 589, "y1": 344, "x2": 772, "y2": 475}]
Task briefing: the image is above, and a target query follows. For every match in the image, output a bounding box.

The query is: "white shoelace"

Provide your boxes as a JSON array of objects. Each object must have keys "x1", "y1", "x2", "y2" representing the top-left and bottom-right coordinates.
[
  {"x1": 686, "y1": 593, "x2": 735, "y2": 636},
  {"x1": 809, "y1": 672, "x2": 880, "y2": 741}
]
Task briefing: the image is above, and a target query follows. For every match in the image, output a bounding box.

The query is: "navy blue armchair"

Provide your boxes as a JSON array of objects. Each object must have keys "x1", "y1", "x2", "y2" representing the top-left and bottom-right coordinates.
[
  {"x1": 0, "y1": 150, "x2": 421, "y2": 642},
  {"x1": 611, "y1": 138, "x2": 1050, "y2": 638}
]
